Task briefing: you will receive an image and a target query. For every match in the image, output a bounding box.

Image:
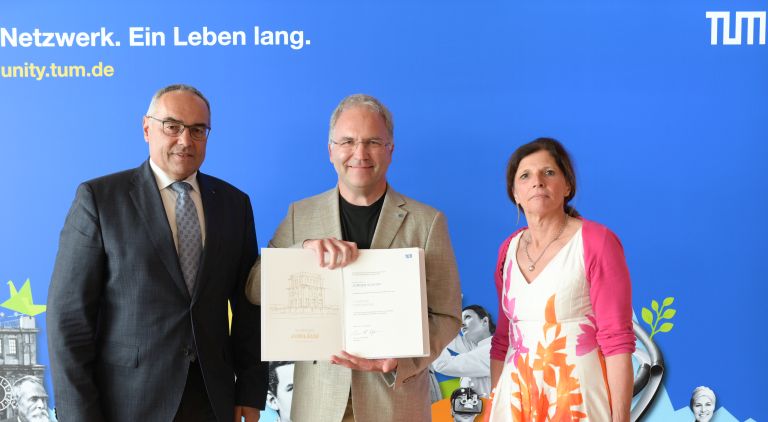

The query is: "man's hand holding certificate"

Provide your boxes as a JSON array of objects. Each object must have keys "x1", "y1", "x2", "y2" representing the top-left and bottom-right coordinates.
[{"x1": 260, "y1": 245, "x2": 429, "y2": 363}]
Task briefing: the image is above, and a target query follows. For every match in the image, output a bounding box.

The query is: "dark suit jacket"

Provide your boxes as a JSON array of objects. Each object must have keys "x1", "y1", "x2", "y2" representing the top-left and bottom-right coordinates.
[{"x1": 47, "y1": 160, "x2": 267, "y2": 422}]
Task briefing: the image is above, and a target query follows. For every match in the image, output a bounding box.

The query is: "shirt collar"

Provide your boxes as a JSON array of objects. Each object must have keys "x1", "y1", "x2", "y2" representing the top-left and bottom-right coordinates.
[{"x1": 148, "y1": 159, "x2": 200, "y2": 193}]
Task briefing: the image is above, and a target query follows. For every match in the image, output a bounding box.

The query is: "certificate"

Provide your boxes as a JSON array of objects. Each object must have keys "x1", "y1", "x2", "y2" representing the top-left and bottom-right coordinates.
[{"x1": 261, "y1": 247, "x2": 429, "y2": 361}]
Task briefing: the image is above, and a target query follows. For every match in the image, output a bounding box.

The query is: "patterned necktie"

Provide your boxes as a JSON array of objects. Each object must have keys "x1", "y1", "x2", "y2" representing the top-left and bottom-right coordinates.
[{"x1": 170, "y1": 181, "x2": 202, "y2": 294}]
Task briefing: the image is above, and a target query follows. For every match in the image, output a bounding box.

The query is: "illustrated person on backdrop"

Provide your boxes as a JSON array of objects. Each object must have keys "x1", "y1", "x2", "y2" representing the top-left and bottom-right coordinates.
[
  {"x1": 267, "y1": 361, "x2": 295, "y2": 422},
  {"x1": 449, "y1": 387, "x2": 482, "y2": 422},
  {"x1": 0, "y1": 376, "x2": 51, "y2": 422},
  {"x1": 488, "y1": 138, "x2": 635, "y2": 421},
  {"x1": 246, "y1": 94, "x2": 462, "y2": 422},
  {"x1": 690, "y1": 386, "x2": 715, "y2": 422},
  {"x1": 47, "y1": 84, "x2": 267, "y2": 422},
  {"x1": 431, "y1": 304, "x2": 495, "y2": 398}
]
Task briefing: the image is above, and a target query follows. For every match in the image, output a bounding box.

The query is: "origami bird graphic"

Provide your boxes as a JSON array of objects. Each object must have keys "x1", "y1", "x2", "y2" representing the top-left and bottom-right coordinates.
[{"x1": 1, "y1": 279, "x2": 47, "y2": 316}]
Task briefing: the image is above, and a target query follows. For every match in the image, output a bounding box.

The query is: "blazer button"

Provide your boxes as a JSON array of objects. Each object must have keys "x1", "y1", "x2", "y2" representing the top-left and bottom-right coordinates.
[{"x1": 185, "y1": 347, "x2": 197, "y2": 362}]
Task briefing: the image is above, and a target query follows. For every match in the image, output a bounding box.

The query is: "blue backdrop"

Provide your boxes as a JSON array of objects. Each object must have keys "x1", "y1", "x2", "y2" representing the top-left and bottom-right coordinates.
[{"x1": 1, "y1": 1, "x2": 765, "y2": 420}]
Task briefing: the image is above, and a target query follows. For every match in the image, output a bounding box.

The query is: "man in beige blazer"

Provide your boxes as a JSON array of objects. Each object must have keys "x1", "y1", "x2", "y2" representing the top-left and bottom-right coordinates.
[{"x1": 248, "y1": 94, "x2": 461, "y2": 421}]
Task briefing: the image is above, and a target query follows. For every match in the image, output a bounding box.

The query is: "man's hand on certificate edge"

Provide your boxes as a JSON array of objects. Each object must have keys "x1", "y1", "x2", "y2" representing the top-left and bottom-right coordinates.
[
  {"x1": 302, "y1": 238, "x2": 359, "y2": 269},
  {"x1": 331, "y1": 350, "x2": 398, "y2": 373}
]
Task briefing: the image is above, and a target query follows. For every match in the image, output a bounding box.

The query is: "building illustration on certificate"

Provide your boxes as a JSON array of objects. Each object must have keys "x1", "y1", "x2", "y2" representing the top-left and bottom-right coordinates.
[{"x1": 269, "y1": 272, "x2": 339, "y2": 316}]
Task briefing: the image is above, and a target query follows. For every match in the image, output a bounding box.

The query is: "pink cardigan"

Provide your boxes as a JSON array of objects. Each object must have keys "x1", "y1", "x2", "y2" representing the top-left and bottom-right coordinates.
[{"x1": 490, "y1": 219, "x2": 635, "y2": 361}]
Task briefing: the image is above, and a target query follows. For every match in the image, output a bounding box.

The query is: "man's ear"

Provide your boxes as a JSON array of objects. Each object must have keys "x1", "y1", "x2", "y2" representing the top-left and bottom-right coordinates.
[{"x1": 143, "y1": 116, "x2": 151, "y2": 143}]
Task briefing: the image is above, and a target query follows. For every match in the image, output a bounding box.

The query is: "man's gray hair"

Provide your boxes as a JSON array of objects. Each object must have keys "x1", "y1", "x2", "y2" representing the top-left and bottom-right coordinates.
[
  {"x1": 12, "y1": 375, "x2": 45, "y2": 399},
  {"x1": 328, "y1": 94, "x2": 394, "y2": 144},
  {"x1": 146, "y1": 84, "x2": 211, "y2": 117}
]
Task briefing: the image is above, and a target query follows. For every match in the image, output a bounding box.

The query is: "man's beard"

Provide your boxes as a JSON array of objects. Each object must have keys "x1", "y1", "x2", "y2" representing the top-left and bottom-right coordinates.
[{"x1": 21, "y1": 410, "x2": 51, "y2": 422}]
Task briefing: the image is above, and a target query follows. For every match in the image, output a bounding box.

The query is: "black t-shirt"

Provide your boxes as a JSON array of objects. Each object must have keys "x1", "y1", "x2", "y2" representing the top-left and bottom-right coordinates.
[{"x1": 339, "y1": 193, "x2": 385, "y2": 250}]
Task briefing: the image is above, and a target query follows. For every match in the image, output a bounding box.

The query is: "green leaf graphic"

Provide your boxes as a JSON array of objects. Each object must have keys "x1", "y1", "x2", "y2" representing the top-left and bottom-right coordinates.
[
  {"x1": 642, "y1": 296, "x2": 678, "y2": 339},
  {"x1": 641, "y1": 307, "x2": 653, "y2": 325}
]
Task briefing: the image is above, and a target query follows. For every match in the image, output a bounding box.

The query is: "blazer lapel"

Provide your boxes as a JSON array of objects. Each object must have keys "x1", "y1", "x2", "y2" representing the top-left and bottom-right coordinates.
[
  {"x1": 192, "y1": 173, "x2": 220, "y2": 303},
  {"x1": 370, "y1": 187, "x2": 407, "y2": 249},
  {"x1": 323, "y1": 188, "x2": 344, "y2": 240},
  {"x1": 129, "y1": 161, "x2": 190, "y2": 299}
]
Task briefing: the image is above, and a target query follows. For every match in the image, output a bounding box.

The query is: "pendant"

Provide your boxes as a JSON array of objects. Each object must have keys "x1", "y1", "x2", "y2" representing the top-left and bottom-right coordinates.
[{"x1": 528, "y1": 264, "x2": 535, "y2": 272}]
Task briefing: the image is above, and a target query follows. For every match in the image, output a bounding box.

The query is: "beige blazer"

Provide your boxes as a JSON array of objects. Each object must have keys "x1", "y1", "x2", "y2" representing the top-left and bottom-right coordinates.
[{"x1": 248, "y1": 186, "x2": 461, "y2": 422}]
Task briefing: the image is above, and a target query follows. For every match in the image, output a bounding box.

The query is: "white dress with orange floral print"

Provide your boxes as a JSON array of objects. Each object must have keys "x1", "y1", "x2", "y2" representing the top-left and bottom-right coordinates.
[{"x1": 488, "y1": 228, "x2": 612, "y2": 421}]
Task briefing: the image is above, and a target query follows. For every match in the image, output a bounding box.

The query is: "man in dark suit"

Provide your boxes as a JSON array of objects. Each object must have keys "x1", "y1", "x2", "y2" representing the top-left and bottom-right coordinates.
[{"x1": 47, "y1": 84, "x2": 267, "y2": 422}]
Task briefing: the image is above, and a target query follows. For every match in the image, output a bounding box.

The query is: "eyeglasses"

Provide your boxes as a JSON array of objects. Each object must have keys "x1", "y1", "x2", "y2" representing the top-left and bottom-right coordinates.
[
  {"x1": 146, "y1": 115, "x2": 211, "y2": 141},
  {"x1": 329, "y1": 139, "x2": 392, "y2": 151}
]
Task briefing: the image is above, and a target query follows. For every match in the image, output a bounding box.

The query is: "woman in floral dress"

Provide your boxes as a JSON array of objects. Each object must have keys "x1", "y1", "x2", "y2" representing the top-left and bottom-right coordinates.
[{"x1": 488, "y1": 138, "x2": 635, "y2": 421}]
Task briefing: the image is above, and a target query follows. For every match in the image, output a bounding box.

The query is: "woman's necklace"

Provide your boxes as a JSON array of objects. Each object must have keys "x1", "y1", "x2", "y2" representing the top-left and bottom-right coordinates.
[{"x1": 523, "y1": 215, "x2": 568, "y2": 272}]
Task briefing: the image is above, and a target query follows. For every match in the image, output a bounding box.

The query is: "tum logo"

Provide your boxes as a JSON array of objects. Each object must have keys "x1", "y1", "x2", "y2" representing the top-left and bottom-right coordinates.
[{"x1": 706, "y1": 11, "x2": 766, "y2": 45}]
